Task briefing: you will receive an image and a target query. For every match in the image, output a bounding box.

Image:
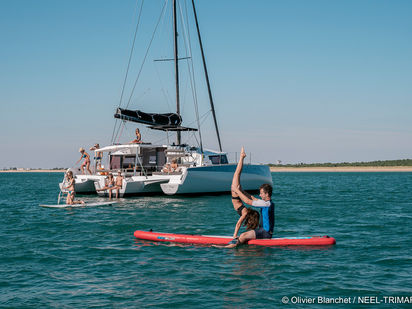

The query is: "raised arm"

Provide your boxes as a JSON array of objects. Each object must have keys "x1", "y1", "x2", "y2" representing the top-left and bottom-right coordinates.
[
  {"x1": 232, "y1": 186, "x2": 256, "y2": 206},
  {"x1": 75, "y1": 155, "x2": 83, "y2": 164},
  {"x1": 233, "y1": 212, "x2": 247, "y2": 238},
  {"x1": 239, "y1": 188, "x2": 254, "y2": 200}
]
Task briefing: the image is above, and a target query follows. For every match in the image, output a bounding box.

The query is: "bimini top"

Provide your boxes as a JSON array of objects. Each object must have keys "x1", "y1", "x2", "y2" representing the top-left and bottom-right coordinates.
[
  {"x1": 114, "y1": 108, "x2": 182, "y2": 126},
  {"x1": 96, "y1": 144, "x2": 166, "y2": 155},
  {"x1": 114, "y1": 108, "x2": 197, "y2": 131}
]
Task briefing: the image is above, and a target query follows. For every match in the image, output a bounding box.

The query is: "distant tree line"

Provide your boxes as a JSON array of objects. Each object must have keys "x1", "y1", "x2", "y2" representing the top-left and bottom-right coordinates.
[
  {"x1": 269, "y1": 159, "x2": 412, "y2": 167},
  {"x1": 2, "y1": 167, "x2": 67, "y2": 171}
]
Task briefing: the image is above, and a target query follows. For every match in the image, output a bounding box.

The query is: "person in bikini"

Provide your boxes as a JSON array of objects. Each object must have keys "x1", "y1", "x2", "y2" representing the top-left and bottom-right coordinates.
[
  {"x1": 96, "y1": 173, "x2": 115, "y2": 199},
  {"x1": 226, "y1": 183, "x2": 274, "y2": 248},
  {"x1": 212, "y1": 149, "x2": 260, "y2": 248},
  {"x1": 130, "y1": 128, "x2": 143, "y2": 144},
  {"x1": 222, "y1": 147, "x2": 274, "y2": 248},
  {"x1": 114, "y1": 171, "x2": 124, "y2": 198},
  {"x1": 62, "y1": 171, "x2": 84, "y2": 205},
  {"x1": 162, "y1": 159, "x2": 180, "y2": 173},
  {"x1": 231, "y1": 147, "x2": 251, "y2": 238},
  {"x1": 76, "y1": 148, "x2": 92, "y2": 175}
]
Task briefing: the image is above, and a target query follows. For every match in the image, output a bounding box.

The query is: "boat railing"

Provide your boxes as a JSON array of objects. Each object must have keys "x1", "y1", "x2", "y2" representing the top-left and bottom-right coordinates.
[
  {"x1": 225, "y1": 152, "x2": 253, "y2": 165},
  {"x1": 152, "y1": 171, "x2": 182, "y2": 176},
  {"x1": 90, "y1": 164, "x2": 184, "y2": 177}
]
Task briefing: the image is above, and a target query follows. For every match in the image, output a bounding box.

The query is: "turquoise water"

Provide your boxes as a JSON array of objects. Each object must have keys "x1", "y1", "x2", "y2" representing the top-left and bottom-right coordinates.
[{"x1": 1, "y1": 172, "x2": 411, "y2": 308}]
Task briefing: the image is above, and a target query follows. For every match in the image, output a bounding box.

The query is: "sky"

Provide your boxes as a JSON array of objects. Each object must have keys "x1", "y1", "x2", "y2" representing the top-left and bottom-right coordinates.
[{"x1": 1, "y1": 0, "x2": 411, "y2": 168}]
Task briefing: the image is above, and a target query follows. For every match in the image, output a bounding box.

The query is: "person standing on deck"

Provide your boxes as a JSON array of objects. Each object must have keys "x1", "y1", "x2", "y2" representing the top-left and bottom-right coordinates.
[
  {"x1": 76, "y1": 148, "x2": 92, "y2": 175},
  {"x1": 90, "y1": 143, "x2": 103, "y2": 170}
]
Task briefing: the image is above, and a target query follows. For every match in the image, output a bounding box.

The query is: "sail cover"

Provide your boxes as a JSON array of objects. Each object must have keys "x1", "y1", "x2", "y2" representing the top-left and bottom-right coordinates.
[{"x1": 114, "y1": 108, "x2": 182, "y2": 127}]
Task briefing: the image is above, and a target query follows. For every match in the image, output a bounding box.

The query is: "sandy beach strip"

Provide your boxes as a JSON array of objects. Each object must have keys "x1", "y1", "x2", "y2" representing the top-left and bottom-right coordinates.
[
  {"x1": 2, "y1": 167, "x2": 412, "y2": 173},
  {"x1": 270, "y1": 166, "x2": 412, "y2": 172}
]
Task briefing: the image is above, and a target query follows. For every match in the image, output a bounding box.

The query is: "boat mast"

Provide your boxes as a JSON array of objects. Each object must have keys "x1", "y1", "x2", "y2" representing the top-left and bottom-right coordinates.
[
  {"x1": 191, "y1": 0, "x2": 222, "y2": 152},
  {"x1": 173, "y1": 0, "x2": 181, "y2": 145}
]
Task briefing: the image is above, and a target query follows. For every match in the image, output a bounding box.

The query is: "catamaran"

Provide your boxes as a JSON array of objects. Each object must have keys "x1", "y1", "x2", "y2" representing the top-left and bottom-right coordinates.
[{"x1": 60, "y1": 0, "x2": 272, "y2": 196}]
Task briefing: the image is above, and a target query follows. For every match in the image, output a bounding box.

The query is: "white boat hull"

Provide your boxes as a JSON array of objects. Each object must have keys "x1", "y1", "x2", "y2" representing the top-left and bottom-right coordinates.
[
  {"x1": 59, "y1": 175, "x2": 102, "y2": 194},
  {"x1": 160, "y1": 164, "x2": 272, "y2": 195},
  {"x1": 94, "y1": 175, "x2": 170, "y2": 197}
]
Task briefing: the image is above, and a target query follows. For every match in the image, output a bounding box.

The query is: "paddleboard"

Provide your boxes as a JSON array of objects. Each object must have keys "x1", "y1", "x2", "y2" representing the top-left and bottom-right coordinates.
[
  {"x1": 39, "y1": 201, "x2": 117, "y2": 208},
  {"x1": 134, "y1": 230, "x2": 336, "y2": 246}
]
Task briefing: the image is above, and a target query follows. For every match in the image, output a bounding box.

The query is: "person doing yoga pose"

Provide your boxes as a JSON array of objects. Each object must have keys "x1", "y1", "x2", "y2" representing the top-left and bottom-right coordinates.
[
  {"x1": 224, "y1": 147, "x2": 274, "y2": 248},
  {"x1": 231, "y1": 147, "x2": 252, "y2": 238}
]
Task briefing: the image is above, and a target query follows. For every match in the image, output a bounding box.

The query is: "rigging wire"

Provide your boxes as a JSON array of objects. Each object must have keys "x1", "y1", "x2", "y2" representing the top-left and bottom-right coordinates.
[
  {"x1": 111, "y1": 0, "x2": 144, "y2": 145},
  {"x1": 119, "y1": 0, "x2": 144, "y2": 109},
  {"x1": 154, "y1": 60, "x2": 173, "y2": 112},
  {"x1": 113, "y1": 0, "x2": 169, "y2": 144},
  {"x1": 125, "y1": 0, "x2": 169, "y2": 110},
  {"x1": 181, "y1": 0, "x2": 203, "y2": 151}
]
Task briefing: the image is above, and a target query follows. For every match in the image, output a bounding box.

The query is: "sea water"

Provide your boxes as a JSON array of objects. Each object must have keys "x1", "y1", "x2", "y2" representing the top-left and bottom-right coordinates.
[{"x1": 0, "y1": 172, "x2": 411, "y2": 308}]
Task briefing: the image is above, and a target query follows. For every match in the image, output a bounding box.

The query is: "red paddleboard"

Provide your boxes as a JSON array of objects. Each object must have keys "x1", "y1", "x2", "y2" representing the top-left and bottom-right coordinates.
[{"x1": 134, "y1": 230, "x2": 336, "y2": 246}]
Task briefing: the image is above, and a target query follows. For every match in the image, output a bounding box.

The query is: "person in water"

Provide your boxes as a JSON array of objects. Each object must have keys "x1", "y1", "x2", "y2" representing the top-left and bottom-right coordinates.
[
  {"x1": 231, "y1": 147, "x2": 251, "y2": 238},
  {"x1": 76, "y1": 148, "x2": 92, "y2": 175},
  {"x1": 90, "y1": 143, "x2": 103, "y2": 170},
  {"x1": 96, "y1": 173, "x2": 115, "y2": 199},
  {"x1": 62, "y1": 171, "x2": 84, "y2": 205},
  {"x1": 130, "y1": 128, "x2": 142, "y2": 144},
  {"x1": 114, "y1": 171, "x2": 124, "y2": 198}
]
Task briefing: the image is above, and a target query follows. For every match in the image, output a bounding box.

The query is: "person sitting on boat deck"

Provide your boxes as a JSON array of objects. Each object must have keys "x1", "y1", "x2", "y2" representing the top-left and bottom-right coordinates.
[
  {"x1": 162, "y1": 159, "x2": 180, "y2": 173},
  {"x1": 230, "y1": 146, "x2": 251, "y2": 238},
  {"x1": 114, "y1": 171, "x2": 124, "y2": 199},
  {"x1": 90, "y1": 143, "x2": 103, "y2": 169},
  {"x1": 62, "y1": 171, "x2": 84, "y2": 205},
  {"x1": 225, "y1": 182, "x2": 274, "y2": 248},
  {"x1": 170, "y1": 159, "x2": 180, "y2": 172},
  {"x1": 96, "y1": 173, "x2": 115, "y2": 199},
  {"x1": 76, "y1": 148, "x2": 92, "y2": 175},
  {"x1": 130, "y1": 128, "x2": 143, "y2": 144}
]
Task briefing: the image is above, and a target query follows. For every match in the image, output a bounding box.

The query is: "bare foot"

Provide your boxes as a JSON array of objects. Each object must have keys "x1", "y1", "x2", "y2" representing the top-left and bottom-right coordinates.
[{"x1": 240, "y1": 147, "x2": 246, "y2": 159}]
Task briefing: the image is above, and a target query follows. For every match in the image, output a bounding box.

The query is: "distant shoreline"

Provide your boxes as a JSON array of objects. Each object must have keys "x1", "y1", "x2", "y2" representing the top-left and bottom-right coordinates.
[
  {"x1": 0, "y1": 170, "x2": 66, "y2": 173},
  {"x1": 1, "y1": 167, "x2": 412, "y2": 173},
  {"x1": 270, "y1": 166, "x2": 412, "y2": 172}
]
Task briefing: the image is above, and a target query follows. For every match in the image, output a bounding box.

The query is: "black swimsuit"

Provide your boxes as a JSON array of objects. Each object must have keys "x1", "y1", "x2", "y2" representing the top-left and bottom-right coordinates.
[
  {"x1": 236, "y1": 204, "x2": 246, "y2": 216},
  {"x1": 232, "y1": 196, "x2": 245, "y2": 216}
]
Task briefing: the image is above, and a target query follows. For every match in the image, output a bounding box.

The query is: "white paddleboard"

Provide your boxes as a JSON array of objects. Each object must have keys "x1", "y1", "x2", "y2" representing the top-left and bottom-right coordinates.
[{"x1": 39, "y1": 201, "x2": 117, "y2": 208}]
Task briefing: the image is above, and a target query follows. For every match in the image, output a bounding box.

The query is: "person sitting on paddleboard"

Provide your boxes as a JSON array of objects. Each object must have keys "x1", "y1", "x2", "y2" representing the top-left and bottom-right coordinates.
[
  {"x1": 226, "y1": 182, "x2": 274, "y2": 247},
  {"x1": 62, "y1": 171, "x2": 84, "y2": 205},
  {"x1": 76, "y1": 147, "x2": 92, "y2": 175},
  {"x1": 231, "y1": 146, "x2": 252, "y2": 238}
]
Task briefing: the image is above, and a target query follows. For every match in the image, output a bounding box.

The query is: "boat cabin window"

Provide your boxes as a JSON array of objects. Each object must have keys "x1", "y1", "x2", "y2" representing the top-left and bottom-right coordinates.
[
  {"x1": 110, "y1": 155, "x2": 121, "y2": 170},
  {"x1": 110, "y1": 155, "x2": 137, "y2": 171},
  {"x1": 209, "y1": 155, "x2": 228, "y2": 165},
  {"x1": 123, "y1": 156, "x2": 136, "y2": 170}
]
